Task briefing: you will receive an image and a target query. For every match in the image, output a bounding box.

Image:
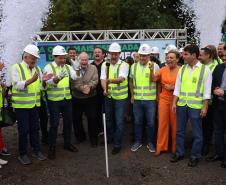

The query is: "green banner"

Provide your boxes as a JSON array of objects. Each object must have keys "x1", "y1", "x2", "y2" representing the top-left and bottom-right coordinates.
[{"x1": 38, "y1": 43, "x2": 140, "y2": 62}]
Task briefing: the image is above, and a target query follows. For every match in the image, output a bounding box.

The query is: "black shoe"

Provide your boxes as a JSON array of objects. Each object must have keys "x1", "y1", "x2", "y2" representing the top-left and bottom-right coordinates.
[
  {"x1": 32, "y1": 152, "x2": 47, "y2": 161},
  {"x1": 206, "y1": 155, "x2": 223, "y2": 162},
  {"x1": 170, "y1": 155, "x2": 184, "y2": 163},
  {"x1": 18, "y1": 155, "x2": 32, "y2": 165},
  {"x1": 112, "y1": 147, "x2": 121, "y2": 155},
  {"x1": 48, "y1": 147, "x2": 56, "y2": 160},
  {"x1": 221, "y1": 161, "x2": 226, "y2": 168},
  {"x1": 188, "y1": 158, "x2": 199, "y2": 167},
  {"x1": 64, "y1": 145, "x2": 78, "y2": 152}
]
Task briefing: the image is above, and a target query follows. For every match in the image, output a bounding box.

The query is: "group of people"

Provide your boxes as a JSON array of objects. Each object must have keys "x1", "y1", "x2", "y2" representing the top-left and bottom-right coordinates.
[{"x1": 0, "y1": 41, "x2": 225, "y2": 169}]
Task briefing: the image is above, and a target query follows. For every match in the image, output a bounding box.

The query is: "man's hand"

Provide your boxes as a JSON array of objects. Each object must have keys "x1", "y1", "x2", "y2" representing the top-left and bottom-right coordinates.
[
  {"x1": 25, "y1": 71, "x2": 39, "y2": 87},
  {"x1": 172, "y1": 102, "x2": 177, "y2": 113},
  {"x1": 31, "y1": 71, "x2": 39, "y2": 83},
  {"x1": 149, "y1": 63, "x2": 154, "y2": 71},
  {"x1": 106, "y1": 79, "x2": 112, "y2": 84},
  {"x1": 164, "y1": 84, "x2": 174, "y2": 91},
  {"x1": 214, "y1": 87, "x2": 224, "y2": 97},
  {"x1": 82, "y1": 85, "x2": 90, "y2": 95},
  {"x1": 200, "y1": 106, "x2": 208, "y2": 118},
  {"x1": 103, "y1": 89, "x2": 109, "y2": 97},
  {"x1": 42, "y1": 72, "x2": 53, "y2": 82}
]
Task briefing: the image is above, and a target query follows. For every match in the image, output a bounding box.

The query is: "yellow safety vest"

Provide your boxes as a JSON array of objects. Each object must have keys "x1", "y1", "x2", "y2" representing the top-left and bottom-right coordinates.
[
  {"x1": 207, "y1": 60, "x2": 218, "y2": 73},
  {"x1": 105, "y1": 61, "x2": 128, "y2": 100},
  {"x1": 46, "y1": 62, "x2": 71, "y2": 101},
  {"x1": 130, "y1": 61, "x2": 157, "y2": 100},
  {"x1": 12, "y1": 63, "x2": 41, "y2": 108},
  {"x1": 177, "y1": 63, "x2": 208, "y2": 109}
]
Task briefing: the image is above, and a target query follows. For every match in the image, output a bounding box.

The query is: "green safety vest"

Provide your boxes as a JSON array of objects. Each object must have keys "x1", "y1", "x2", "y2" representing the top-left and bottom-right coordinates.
[
  {"x1": 206, "y1": 60, "x2": 218, "y2": 105},
  {"x1": 131, "y1": 61, "x2": 157, "y2": 100},
  {"x1": 105, "y1": 61, "x2": 128, "y2": 100},
  {"x1": 12, "y1": 63, "x2": 41, "y2": 108},
  {"x1": 46, "y1": 62, "x2": 71, "y2": 101},
  {"x1": 177, "y1": 63, "x2": 208, "y2": 109},
  {"x1": 216, "y1": 57, "x2": 223, "y2": 64},
  {"x1": 207, "y1": 60, "x2": 218, "y2": 73}
]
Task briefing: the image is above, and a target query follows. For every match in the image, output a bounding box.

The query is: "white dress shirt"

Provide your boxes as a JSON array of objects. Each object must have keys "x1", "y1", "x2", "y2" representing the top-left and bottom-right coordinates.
[
  {"x1": 100, "y1": 60, "x2": 129, "y2": 80},
  {"x1": 173, "y1": 61, "x2": 212, "y2": 100},
  {"x1": 11, "y1": 61, "x2": 43, "y2": 90},
  {"x1": 43, "y1": 61, "x2": 79, "y2": 86}
]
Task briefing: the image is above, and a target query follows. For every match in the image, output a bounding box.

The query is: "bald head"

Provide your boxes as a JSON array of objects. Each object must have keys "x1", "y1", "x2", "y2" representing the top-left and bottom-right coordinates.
[{"x1": 79, "y1": 52, "x2": 89, "y2": 69}]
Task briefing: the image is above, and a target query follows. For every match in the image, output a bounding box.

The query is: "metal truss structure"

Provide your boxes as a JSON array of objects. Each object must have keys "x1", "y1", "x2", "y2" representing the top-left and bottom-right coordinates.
[{"x1": 35, "y1": 29, "x2": 187, "y2": 48}]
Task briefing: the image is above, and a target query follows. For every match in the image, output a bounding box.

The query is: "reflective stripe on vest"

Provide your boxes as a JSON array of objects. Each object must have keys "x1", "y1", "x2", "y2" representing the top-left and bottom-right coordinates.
[
  {"x1": 46, "y1": 63, "x2": 72, "y2": 101},
  {"x1": 177, "y1": 64, "x2": 206, "y2": 109},
  {"x1": 207, "y1": 60, "x2": 218, "y2": 73},
  {"x1": 132, "y1": 62, "x2": 157, "y2": 100},
  {"x1": 12, "y1": 63, "x2": 41, "y2": 108},
  {"x1": 106, "y1": 61, "x2": 128, "y2": 100}
]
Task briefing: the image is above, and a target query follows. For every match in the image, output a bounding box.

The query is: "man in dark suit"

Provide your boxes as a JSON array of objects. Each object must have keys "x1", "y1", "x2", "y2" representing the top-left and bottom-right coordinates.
[{"x1": 207, "y1": 44, "x2": 226, "y2": 168}]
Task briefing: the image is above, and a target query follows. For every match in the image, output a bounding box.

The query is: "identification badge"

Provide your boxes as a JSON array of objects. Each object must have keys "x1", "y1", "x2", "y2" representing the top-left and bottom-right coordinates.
[{"x1": 192, "y1": 77, "x2": 197, "y2": 83}]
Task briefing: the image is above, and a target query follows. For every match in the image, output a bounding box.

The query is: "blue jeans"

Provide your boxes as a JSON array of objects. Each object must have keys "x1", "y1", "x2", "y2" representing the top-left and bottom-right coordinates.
[
  {"x1": 48, "y1": 99, "x2": 72, "y2": 148},
  {"x1": 133, "y1": 100, "x2": 156, "y2": 145},
  {"x1": 15, "y1": 107, "x2": 41, "y2": 156},
  {"x1": 176, "y1": 105, "x2": 202, "y2": 159},
  {"x1": 105, "y1": 97, "x2": 127, "y2": 148}
]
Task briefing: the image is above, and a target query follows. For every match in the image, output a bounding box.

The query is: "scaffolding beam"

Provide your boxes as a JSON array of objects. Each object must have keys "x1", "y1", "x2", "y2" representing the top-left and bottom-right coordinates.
[{"x1": 35, "y1": 29, "x2": 187, "y2": 47}]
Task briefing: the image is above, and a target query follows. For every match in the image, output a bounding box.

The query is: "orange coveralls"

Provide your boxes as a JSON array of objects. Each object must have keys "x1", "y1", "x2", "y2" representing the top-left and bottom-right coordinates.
[{"x1": 156, "y1": 66, "x2": 179, "y2": 155}]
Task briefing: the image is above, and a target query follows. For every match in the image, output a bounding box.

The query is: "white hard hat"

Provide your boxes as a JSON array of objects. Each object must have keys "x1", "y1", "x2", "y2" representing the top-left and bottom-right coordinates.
[
  {"x1": 138, "y1": 44, "x2": 151, "y2": 55},
  {"x1": 179, "y1": 47, "x2": 184, "y2": 53},
  {"x1": 52, "y1": 45, "x2": 68, "y2": 56},
  {"x1": 108, "y1": 42, "x2": 121, "y2": 52},
  {"x1": 164, "y1": 44, "x2": 178, "y2": 54},
  {"x1": 150, "y1": 46, "x2": 160, "y2": 54},
  {"x1": 23, "y1": 44, "x2": 40, "y2": 58}
]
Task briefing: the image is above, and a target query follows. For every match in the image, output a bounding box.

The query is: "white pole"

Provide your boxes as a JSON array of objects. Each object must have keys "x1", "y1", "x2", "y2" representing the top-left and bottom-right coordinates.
[{"x1": 102, "y1": 112, "x2": 109, "y2": 178}]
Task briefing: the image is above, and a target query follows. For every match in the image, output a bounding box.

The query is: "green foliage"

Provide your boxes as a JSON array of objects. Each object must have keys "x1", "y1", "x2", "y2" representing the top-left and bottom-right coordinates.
[{"x1": 43, "y1": 0, "x2": 186, "y2": 31}]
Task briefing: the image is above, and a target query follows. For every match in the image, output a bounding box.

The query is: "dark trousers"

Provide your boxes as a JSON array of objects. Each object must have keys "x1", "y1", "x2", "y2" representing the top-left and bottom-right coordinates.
[
  {"x1": 105, "y1": 97, "x2": 127, "y2": 148},
  {"x1": 213, "y1": 101, "x2": 226, "y2": 159},
  {"x1": 202, "y1": 105, "x2": 214, "y2": 147},
  {"x1": 176, "y1": 106, "x2": 202, "y2": 160},
  {"x1": 72, "y1": 96, "x2": 98, "y2": 144},
  {"x1": 39, "y1": 99, "x2": 48, "y2": 140},
  {"x1": 96, "y1": 94, "x2": 104, "y2": 134},
  {"x1": 48, "y1": 99, "x2": 72, "y2": 148},
  {"x1": 15, "y1": 107, "x2": 41, "y2": 156}
]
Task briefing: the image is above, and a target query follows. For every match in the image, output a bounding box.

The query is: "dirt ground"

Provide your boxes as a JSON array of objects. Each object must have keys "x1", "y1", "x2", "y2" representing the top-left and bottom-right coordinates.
[{"x1": 1, "y1": 121, "x2": 226, "y2": 185}]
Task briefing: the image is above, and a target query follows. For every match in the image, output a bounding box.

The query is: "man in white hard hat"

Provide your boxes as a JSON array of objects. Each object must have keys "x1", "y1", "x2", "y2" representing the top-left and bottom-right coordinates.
[
  {"x1": 150, "y1": 46, "x2": 161, "y2": 66},
  {"x1": 100, "y1": 42, "x2": 129, "y2": 155},
  {"x1": 11, "y1": 44, "x2": 52, "y2": 165},
  {"x1": 44, "y1": 45, "x2": 79, "y2": 159},
  {"x1": 150, "y1": 46, "x2": 160, "y2": 59},
  {"x1": 130, "y1": 44, "x2": 159, "y2": 153}
]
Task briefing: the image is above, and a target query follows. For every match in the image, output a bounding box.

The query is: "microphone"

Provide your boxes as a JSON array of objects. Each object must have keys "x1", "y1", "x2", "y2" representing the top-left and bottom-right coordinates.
[{"x1": 105, "y1": 56, "x2": 111, "y2": 93}]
